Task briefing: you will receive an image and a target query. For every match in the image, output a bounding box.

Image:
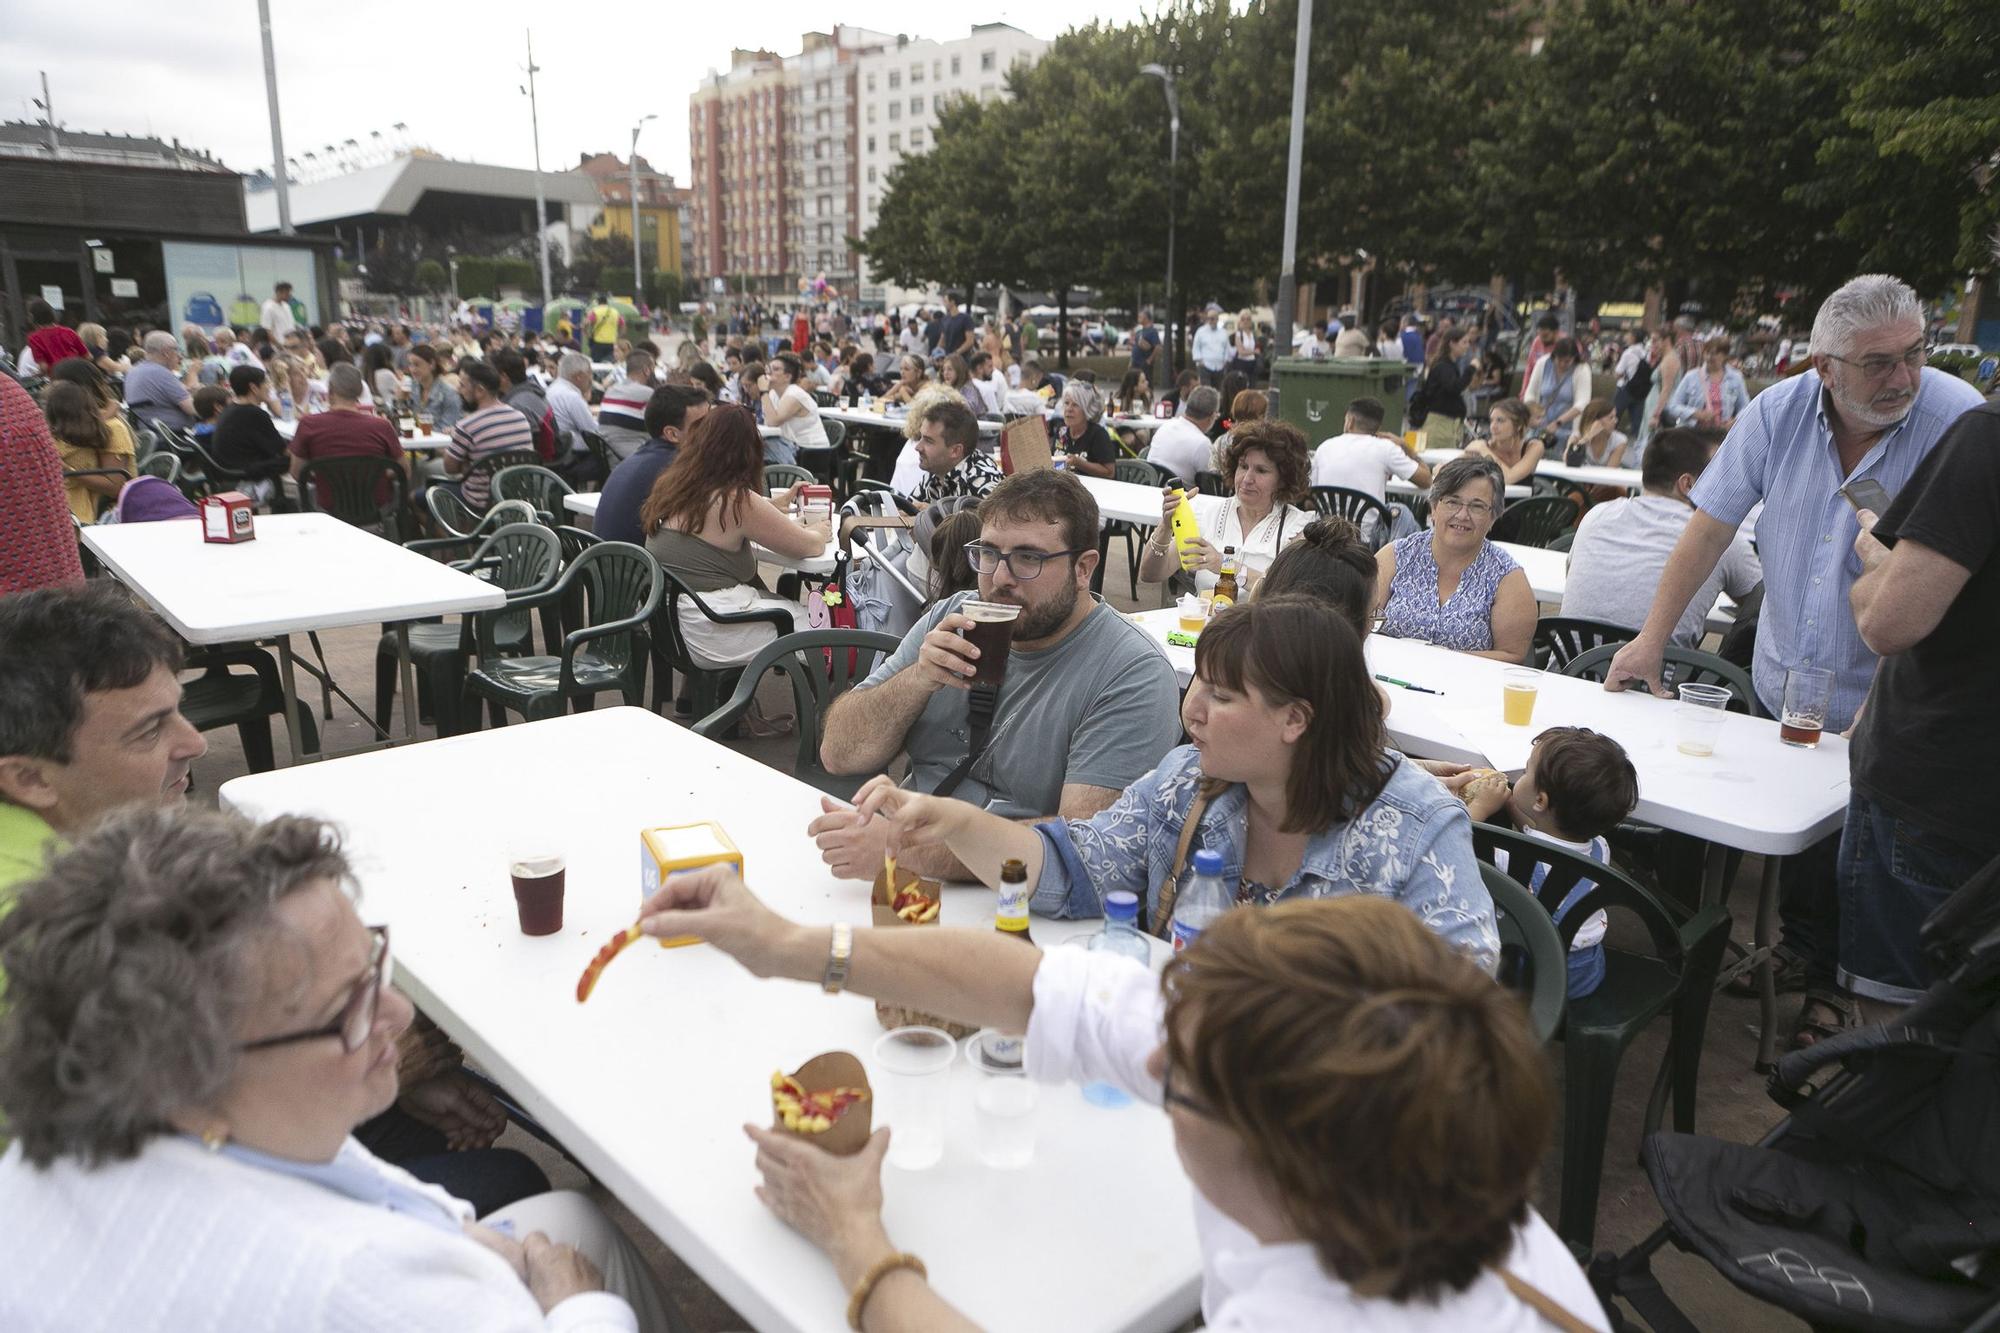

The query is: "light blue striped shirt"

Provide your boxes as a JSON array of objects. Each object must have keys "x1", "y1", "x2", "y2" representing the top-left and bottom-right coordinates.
[{"x1": 1689, "y1": 367, "x2": 1984, "y2": 727}]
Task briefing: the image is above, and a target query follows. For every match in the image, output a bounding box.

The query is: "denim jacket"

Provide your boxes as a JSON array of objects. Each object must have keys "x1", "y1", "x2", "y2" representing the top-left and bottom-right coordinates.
[{"x1": 1032, "y1": 745, "x2": 1500, "y2": 972}]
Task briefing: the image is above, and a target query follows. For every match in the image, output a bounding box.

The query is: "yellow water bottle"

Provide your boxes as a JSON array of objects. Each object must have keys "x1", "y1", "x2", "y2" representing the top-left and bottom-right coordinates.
[{"x1": 1169, "y1": 490, "x2": 1202, "y2": 568}]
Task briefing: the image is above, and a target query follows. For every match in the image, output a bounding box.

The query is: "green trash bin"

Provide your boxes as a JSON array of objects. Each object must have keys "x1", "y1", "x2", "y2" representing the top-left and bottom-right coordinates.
[{"x1": 1271, "y1": 356, "x2": 1411, "y2": 440}]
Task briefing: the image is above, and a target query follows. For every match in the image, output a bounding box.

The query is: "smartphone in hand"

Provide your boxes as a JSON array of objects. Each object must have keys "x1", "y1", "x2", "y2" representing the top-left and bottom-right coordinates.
[{"x1": 1839, "y1": 478, "x2": 1893, "y2": 516}]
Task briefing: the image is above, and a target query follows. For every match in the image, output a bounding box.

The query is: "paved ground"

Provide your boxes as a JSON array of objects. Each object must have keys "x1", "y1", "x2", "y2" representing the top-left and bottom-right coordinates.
[{"x1": 179, "y1": 568, "x2": 1805, "y2": 1331}]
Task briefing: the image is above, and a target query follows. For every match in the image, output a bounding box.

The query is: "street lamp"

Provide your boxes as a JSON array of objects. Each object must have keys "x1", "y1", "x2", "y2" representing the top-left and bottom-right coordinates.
[
  {"x1": 519, "y1": 30, "x2": 553, "y2": 310},
  {"x1": 1272, "y1": 0, "x2": 1313, "y2": 358},
  {"x1": 1140, "y1": 63, "x2": 1179, "y2": 384},
  {"x1": 631, "y1": 114, "x2": 658, "y2": 309}
]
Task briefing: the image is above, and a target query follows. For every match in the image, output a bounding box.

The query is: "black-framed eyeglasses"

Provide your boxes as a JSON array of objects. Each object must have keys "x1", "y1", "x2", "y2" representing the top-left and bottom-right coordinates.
[
  {"x1": 240, "y1": 926, "x2": 392, "y2": 1055},
  {"x1": 963, "y1": 542, "x2": 1087, "y2": 581},
  {"x1": 1161, "y1": 1061, "x2": 1214, "y2": 1118},
  {"x1": 1824, "y1": 341, "x2": 1925, "y2": 380}
]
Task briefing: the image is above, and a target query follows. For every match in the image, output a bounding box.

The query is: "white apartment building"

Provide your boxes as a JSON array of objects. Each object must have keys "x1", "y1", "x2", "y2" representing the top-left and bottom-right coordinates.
[{"x1": 853, "y1": 23, "x2": 1047, "y2": 305}]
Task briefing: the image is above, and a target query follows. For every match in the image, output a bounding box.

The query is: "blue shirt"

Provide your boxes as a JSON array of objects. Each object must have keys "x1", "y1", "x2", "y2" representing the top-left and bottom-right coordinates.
[
  {"x1": 212, "y1": 1136, "x2": 464, "y2": 1235},
  {"x1": 1033, "y1": 744, "x2": 1499, "y2": 972},
  {"x1": 594, "y1": 438, "x2": 676, "y2": 545},
  {"x1": 1689, "y1": 366, "x2": 1984, "y2": 726}
]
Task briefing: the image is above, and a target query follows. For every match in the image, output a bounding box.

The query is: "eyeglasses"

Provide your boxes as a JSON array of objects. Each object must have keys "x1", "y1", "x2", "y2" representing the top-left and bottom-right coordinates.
[
  {"x1": 240, "y1": 926, "x2": 392, "y2": 1054},
  {"x1": 1824, "y1": 341, "x2": 1925, "y2": 380},
  {"x1": 963, "y1": 542, "x2": 1087, "y2": 580},
  {"x1": 1434, "y1": 496, "x2": 1494, "y2": 519},
  {"x1": 1161, "y1": 1061, "x2": 1214, "y2": 1118}
]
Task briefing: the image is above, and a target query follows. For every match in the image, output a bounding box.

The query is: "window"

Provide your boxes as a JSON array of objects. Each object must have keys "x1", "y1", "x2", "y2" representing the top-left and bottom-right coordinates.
[
  {"x1": 867, "y1": 195, "x2": 876, "y2": 211},
  {"x1": 889, "y1": 132, "x2": 901, "y2": 151},
  {"x1": 817, "y1": 166, "x2": 832, "y2": 186},
  {"x1": 933, "y1": 60, "x2": 942, "y2": 80},
  {"x1": 867, "y1": 104, "x2": 876, "y2": 124},
  {"x1": 910, "y1": 130, "x2": 923, "y2": 147},
  {"x1": 818, "y1": 223, "x2": 833, "y2": 243},
  {"x1": 888, "y1": 70, "x2": 900, "y2": 89},
  {"x1": 951, "y1": 55, "x2": 961, "y2": 76},
  {"x1": 932, "y1": 94, "x2": 943, "y2": 112},
  {"x1": 911, "y1": 63, "x2": 923, "y2": 84},
  {"x1": 817, "y1": 195, "x2": 830, "y2": 216},
  {"x1": 866, "y1": 135, "x2": 876, "y2": 154},
  {"x1": 981, "y1": 50, "x2": 995, "y2": 71},
  {"x1": 910, "y1": 97, "x2": 922, "y2": 115},
  {"x1": 867, "y1": 165, "x2": 877, "y2": 182},
  {"x1": 889, "y1": 102, "x2": 901, "y2": 121},
  {"x1": 866, "y1": 74, "x2": 875, "y2": 93}
]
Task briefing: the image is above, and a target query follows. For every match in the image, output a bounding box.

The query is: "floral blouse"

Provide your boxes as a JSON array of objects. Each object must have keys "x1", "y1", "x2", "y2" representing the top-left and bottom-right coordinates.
[
  {"x1": 1378, "y1": 532, "x2": 1520, "y2": 652},
  {"x1": 1031, "y1": 744, "x2": 1500, "y2": 973}
]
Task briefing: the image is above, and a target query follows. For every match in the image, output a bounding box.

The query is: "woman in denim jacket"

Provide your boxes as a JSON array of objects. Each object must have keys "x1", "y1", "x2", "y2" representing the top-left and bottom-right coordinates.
[{"x1": 857, "y1": 597, "x2": 1500, "y2": 972}]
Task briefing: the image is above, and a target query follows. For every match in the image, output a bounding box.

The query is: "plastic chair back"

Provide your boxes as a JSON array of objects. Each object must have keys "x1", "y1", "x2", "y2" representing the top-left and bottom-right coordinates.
[
  {"x1": 1195, "y1": 469, "x2": 1229, "y2": 497},
  {"x1": 426, "y1": 485, "x2": 480, "y2": 537},
  {"x1": 1531, "y1": 615, "x2": 1634, "y2": 670},
  {"x1": 1562, "y1": 643, "x2": 1761, "y2": 716},
  {"x1": 464, "y1": 523, "x2": 564, "y2": 656},
  {"x1": 1479, "y1": 862, "x2": 1568, "y2": 1046},
  {"x1": 298, "y1": 456, "x2": 408, "y2": 540},
  {"x1": 691, "y1": 628, "x2": 901, "y2": 798},
  {"x1": 765, "y1": 463, "x2": 817, "y2": 495},
  {"x1": 493, "y1": 463, "x2": 575, "y2": 521},
  {"x1": 1309, "y1": 486, "x2": 1393, "y2": 547},
  {"x1": 561, "y1": 541, "x2": 663, "y2": 675},
  {"x1": 463, "y1": 450, "x2": 539, "y2": 510},
  {"x1": 821, "y1": 417, "x2": 847, "y2": 451},
  {"x1": 137, "y1": 452, "x2": 182, "y2": 484},
  {"x1": 1112, "y1": 457, "x2": 1162, "y2": 489},
  {"x1": 1491, "y1": 495, "x2": 1579, "y2": 548}
]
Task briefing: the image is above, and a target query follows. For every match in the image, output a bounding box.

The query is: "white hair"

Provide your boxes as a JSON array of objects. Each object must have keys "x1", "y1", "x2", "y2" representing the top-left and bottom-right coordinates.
[
  {"x1": 142, "y1": 330, "x2": 179, "y2": 358},
  {"x1": 1810, "y1": 275, "x2": 1921, "y2": 359},
  {"x1": 1061, "y1": 379, "x2": 1104, "y2": 421},
  {"x1": 556, "y1": 352, "x2": 592, "y2": 380}
]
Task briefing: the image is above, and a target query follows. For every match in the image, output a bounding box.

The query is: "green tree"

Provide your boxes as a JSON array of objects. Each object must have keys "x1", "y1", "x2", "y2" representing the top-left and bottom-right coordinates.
[{"x1": 413, "y1": 259, "x2": 447, "y2": 294}]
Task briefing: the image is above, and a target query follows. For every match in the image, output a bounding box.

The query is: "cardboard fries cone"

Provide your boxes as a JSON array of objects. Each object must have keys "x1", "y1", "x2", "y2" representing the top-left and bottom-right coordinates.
[{"x1": 774, "y1": 1050, "x2": 873, "y2": 1157}]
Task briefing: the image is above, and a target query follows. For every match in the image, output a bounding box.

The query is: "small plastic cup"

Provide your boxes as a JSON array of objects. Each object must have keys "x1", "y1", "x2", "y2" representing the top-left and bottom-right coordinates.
[
  {"x1": 1176, "y1": 593, "x2": 1206, "y2": 633},
  {"x1": 966, "y1": 1028, "x2": 1038, "y2": 1169},
  {"x1": 1675, "y1": 683, "x2": 1732, "y2": 757},
  {"x1": 507, "y1": 836, "x2": 566, "y2": 936},
  {"x1": 1502, "y1": 668, "x2": 1540, "y2": 727},
  {"x1": 872, "y1": 1026, "x2": 957, "y2": 1170}
]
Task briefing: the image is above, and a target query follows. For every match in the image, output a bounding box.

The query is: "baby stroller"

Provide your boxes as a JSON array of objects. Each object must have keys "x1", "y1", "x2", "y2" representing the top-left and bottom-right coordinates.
[{"x1": 1591, "y1": 851, "x2": 2000, "y2": 1332}]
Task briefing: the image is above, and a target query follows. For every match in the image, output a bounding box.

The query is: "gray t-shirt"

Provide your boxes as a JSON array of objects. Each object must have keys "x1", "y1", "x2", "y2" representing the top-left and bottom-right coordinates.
[
  {"x1": 859, "y1": 592, "x2": 1184, "y2": 817},
  {"x1": 1561, "y1": 494, "x2": 1762, "y2": 646}
]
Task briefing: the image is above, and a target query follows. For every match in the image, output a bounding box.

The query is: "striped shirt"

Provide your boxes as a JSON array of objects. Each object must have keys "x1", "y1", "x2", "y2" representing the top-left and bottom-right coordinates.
[
  {"x1": 445, "y1": 403, "x2": 534, "y2": 509},
  {"x1": 1689, "y1": 366, "x2": 1983, "y2": 727},
  {"x1": 596, "y1": 380, "x2": 653, "y2": 462}
]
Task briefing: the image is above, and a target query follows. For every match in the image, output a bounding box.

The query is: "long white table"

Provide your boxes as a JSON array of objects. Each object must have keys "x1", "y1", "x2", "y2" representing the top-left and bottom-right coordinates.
[
  {"x1": 83, "y1": 513, "x2": 503, "y2": 761},
  {"x1": 563, "y1": 492, "x2": 838, "y2": 577},
  {"x1": 824, "y1": 406, "x2": 1002, "y2": 437},
  {"x1": 272, "y1": 415, "x2": 452, "y2": 452},
  {"x1": 1421, "y1": 447, "x2": 1644, "y2": 492},
  {"x1": 219, "y1": 708, "x2": 1201, "y2": 1333}
]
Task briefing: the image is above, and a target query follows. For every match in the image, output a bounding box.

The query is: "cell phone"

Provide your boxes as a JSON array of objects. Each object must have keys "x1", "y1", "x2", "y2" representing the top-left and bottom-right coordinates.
[{"x1": 1839, "y1": 479, "x2": 1894, "y2": 515}]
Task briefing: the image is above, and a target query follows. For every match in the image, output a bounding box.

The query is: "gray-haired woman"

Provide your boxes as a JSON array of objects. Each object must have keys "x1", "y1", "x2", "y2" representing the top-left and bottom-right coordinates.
[
  {"x1": 0, "y1": 806, "x2": 678, "y2": 1332},
  {"x1": 1373, "y1": 455, "x2": 1536, "y2": 662},
  {"x1": 1054, "y1": 378, "x2": 1117, "y2": 478}
]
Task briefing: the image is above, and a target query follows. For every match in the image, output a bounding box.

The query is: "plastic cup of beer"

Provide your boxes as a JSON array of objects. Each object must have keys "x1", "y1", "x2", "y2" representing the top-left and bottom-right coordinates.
[
  {"x1": 1502, "y1": 669, "x2": 1540, "y2": 726},
  {"x1": 417, "y1": 413, "x2": 434, "y2": 436},
  {"x1": 507, "y1": 836, "x2": 567, "y2": 936},
  {"x1": 1176, "y1": 593, "x2": 1207, "y2": 634},
  {"x1": 958, "y1": 600, "x2": 1021, "y2": 689},
  {"x1": 1780, "y1": 666, "x2": 1833, "y2": 748},
  {"x1": 966, "y1": 1028, "x2": 1038, "y2": 1170},
  {"x1": 1675, "y1": 683, "x2": 1733, "y2": 758},
  {"x1": 872, "y1": 1026, "x2": 957, "y2": 1171}
]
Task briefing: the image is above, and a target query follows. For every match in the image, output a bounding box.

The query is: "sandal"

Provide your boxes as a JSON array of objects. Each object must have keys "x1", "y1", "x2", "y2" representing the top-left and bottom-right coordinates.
[
  {"x1": 1787, "y1": 989, "x2": 1859, "y2": 1052},
  {"x1": 1725, "y1": 942, "x2": 1807, "y2": 998}
]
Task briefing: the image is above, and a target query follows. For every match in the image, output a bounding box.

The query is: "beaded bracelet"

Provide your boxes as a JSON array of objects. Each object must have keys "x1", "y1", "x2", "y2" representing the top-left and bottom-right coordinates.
[{"x1": 846, "y1": 1251, "x2": 927, "y2": 1331}]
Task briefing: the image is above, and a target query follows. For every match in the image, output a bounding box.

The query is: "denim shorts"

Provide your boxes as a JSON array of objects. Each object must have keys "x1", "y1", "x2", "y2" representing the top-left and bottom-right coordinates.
[{"x1": 1837, "y1": 794, "x2": 1989, "y2": 1004}]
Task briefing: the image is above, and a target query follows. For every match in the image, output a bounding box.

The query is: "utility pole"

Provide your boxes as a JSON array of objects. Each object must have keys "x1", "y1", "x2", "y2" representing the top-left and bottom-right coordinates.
[
  {"x1": 631, "y1": 115, "x2": 657, "y2": 308},
  {"x1": 523, "y1": 30, "x2": 553, "y2": 308},
  {"x1": 34, "y1": 72, "x2": 60, "y2": 158},
  {"x1": 1140, "y1": 64, "x2": 1180, "y2": 384},
  {"x1": 1273, "y1": 0, "x2": 1312, "y2": 356},
  {"x1": 256, "y1": 0, "x2": 294, "y2": 234}
]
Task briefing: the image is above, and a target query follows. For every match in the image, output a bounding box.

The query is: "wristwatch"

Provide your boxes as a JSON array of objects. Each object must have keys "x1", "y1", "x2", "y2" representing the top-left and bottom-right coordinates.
[{"x1": 821, "y1": 922, "x2": 853, "y2": 995}]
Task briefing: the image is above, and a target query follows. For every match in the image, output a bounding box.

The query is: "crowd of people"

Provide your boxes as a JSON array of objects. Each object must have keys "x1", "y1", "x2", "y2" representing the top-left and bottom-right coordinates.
[{"x1": 0, "y1": 263, "x2": 1995, "y2": 1332}]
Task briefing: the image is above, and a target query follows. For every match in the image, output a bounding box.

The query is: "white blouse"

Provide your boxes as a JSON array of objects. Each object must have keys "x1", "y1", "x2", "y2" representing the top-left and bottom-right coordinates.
[{"x1": 1188, "y1": 493, "x2": 1313, "y2": 592}]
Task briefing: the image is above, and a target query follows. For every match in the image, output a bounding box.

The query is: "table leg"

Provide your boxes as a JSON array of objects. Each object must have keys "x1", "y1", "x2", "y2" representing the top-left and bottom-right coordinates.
[
  {"x1": 1754, "y1": 854, "x2": 1783, "y2": 1072},
  {"x1": 1698, "y1": 841, "x2": 1729, "y2": 911},
  {"x1": 396, "y1": 623, "x2": 420, "y2": 743},
  {"x1": 276, "y1": 636, "x2": 311, "y2": 764}
]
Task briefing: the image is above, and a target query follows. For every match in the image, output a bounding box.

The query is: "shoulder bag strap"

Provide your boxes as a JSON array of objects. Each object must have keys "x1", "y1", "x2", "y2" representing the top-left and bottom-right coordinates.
[
  {"x1": 931, "y1": 684, "x2": 998, "y2": 799},
  {"x1": 1493, "y1": 1267, "x2": 1603, "y2": 1333},
  {"x1": 1149, "y1": 789, "x2": 1216, "y2": 938}
]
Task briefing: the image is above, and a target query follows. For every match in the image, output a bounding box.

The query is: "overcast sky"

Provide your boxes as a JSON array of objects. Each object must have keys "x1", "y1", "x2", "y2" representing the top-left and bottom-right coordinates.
[{"x1": 1, "y1": 1, "x2": 1152, "y2": 187}]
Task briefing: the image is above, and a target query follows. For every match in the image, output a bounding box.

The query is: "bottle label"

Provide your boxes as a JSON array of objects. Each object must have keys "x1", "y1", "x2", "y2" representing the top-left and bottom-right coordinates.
[
  {"x1": 996, "y1": 880, "x2": 1032, "y2": 932},
  {"x1": 1170, "y1": 920, "x2": 1203, "y2": 952}
]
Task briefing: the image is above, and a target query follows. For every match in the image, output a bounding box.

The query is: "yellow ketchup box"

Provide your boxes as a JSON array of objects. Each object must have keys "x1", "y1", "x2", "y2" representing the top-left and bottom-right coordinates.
[{"x1": 638, "y1": 822, "x2": 743, "y2": 907}]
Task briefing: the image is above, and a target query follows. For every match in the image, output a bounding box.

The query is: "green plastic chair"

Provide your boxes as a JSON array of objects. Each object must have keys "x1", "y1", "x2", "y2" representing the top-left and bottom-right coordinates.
[
  {"x1": 412, "y1": 498, "x2": 537, "y2": 553},
  {"x1": 1530, "y1": 616, "x2": 1634, "y2": 671},
  {"x1": 1309, "y1": 485, "x2": 1394, "y2": 549},
  {"x1": 493, "y1": 463, "x2": 575, "y2": 524},
  {"x1": 692, "y1": 628, "x2": 902, "y2": 800},
  {"x1": 375, "y1": 524, "x2": 562, "y2": 737},
  {"x1": 765, "y1": 463, "x2": 818, "y2": 495},
  {"x1": 1490, "y1": 495, "x2": 1579, "y2": 548},
  {"x1": 1481, "y1": 862, "x2": 1569, "y2": 1047},
  {"x1": 1194, "y1": 468, "x2": 1229, "y2": 497},
  {"x1": 462, "y1": 541, "x2": 662, "y2": 724},
  {"x1": 650, "y1": 566, "x2": 797, "y2": 718},
  {"x1": 462, "y1": 449, "x2": 539, "y2": 511},
  {"x1": 1472, "y1": 822, "x2": 1733, "y2": 1249},
  {"x1": 297, "y1": 456, "x2": 409, "y2": 543},
  {"x1": 1108, "y1": 457, "x2": 1166, "y2": 595},
  {"x1": 1561, "y1": 643, "x2": 1762, "y2": 717},
  {"x1": 180, "y1": 645, "x2": 319, "y2": 772}
]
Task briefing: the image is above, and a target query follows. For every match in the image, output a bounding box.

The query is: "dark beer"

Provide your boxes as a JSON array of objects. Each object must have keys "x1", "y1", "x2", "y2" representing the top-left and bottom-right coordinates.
[
  {"x1": 511, "y1": 856, "x2": 567, "y2": 935},
  {"x1": 1778, "y1": 718, "x2": 1822, "y2": 748},
  {"x1": 960, "y1": 601, "x2": 1021, "y2": 689}
]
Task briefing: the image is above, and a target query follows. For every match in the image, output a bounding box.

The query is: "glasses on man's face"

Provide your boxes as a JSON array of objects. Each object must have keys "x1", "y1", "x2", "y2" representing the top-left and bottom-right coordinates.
[
  {"x1": 964, "y1": 542, "x2": 1086, "y2": 581},
  {"x1": 1826, "y1": 341, "x2": 1925, "y2": 380},
  {"x1": 1434, "y1": 496, "x2": 1493, "y2": 519},
  {"x1": 240, "y1": 925, "x2": 392, "y2": 1055}
]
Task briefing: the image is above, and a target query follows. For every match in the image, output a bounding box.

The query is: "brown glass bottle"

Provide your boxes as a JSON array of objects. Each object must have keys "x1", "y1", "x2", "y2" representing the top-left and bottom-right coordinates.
[
  {"x1": 1211, "y1": 547, "x2": 1239, "y2": 610},
  {"x1": 996, "y1": 858, "x2": 1034, "y2": 944}
]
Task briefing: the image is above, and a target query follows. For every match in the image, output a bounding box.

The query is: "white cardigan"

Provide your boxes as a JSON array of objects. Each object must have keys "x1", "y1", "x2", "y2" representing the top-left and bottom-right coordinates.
[{"x1": 0, "y1": 1136, "x2": 636, "y2": 1332}]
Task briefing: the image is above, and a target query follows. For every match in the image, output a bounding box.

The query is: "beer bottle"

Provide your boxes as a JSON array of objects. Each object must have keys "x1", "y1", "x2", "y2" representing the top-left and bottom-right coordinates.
[
  {"x1": 1211, "y1": 547, "x2": 1239, "y2": 610},
  {"x1": 996, "y1": 858, "x2": 1034, "y2": 944}
]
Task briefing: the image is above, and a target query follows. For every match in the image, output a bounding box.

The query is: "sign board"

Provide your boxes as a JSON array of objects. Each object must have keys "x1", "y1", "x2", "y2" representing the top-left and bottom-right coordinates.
[
  {"x1": 92, "y1": 248, "x2": 115, "y2": 274},
  {"x1": 40, "y1": 285, "x2": 64, "y2": 311},
  {"x1": 109, "y1": 278, "x2": 139, "y2": 298}
]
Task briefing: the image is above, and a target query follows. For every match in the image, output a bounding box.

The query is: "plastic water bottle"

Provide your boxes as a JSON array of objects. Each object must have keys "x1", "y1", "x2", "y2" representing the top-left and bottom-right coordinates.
[
  {"x1": 277, "y1": 389, "x2": 294, "y2": 421},
  {"x1": 1083, "y1": 891, "x2": 1151, "y2": 1108},
  {"x1": 1171, "y1": 849, "x2": 1232, "y2": 953}
]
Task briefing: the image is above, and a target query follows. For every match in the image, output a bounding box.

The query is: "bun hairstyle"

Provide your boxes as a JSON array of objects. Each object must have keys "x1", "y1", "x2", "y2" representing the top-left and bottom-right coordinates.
[{"x1": 1257, "y1": 518, "x2": 1377, "y2": 638}]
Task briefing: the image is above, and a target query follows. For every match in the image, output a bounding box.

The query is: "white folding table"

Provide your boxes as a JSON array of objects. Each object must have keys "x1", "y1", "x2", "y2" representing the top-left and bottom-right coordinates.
[
  {"x1": 220, "y1": 708, "x2": 1202, "y2": 1333},
  {"x1": 562, "y1": 493, "x2": 838, "y2": 577},
  {"x1": 823, "y1": 406, "x2": 1002, "y2": 437},
  {"x1": 1421, "y1": 447, "x2": 1645, "y2": 492},
  {"x1": 82, "y1": 513, "x2": 503, "y2": 762}
]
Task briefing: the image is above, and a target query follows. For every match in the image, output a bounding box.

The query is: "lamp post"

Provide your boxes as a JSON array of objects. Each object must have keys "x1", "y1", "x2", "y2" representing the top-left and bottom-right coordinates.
[
  {"x1": 1139, "y1": 63, "x2": 1180, "y2": 384},
  {"x1": 520, "y1": 30, "x2": 552, "y2": 309},
  {"x1": 255, "y1": 1, "x2": 292, "y2": 235},
  {"x1": 631, "y1": 114, "x2": 657, "y2": 309},
  {"x1": 1272, "y1": 0, "x2": 1313, "y2": 356}
]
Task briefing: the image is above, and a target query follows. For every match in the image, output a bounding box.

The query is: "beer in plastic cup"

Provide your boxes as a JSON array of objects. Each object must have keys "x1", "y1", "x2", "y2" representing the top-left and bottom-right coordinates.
[
  {"x1": 1675, "y1": 683, "x2": 1732, "y2": 757},
  {"x1": 958, "y1": 600, "x2": 1021, "y2": 689},
  {"x1": 1502, "y1": 669, "x2": 1540, "y2": 726},
  {"x1": 1780, "y1": 665, "x2": 1832, "y2": 748}
]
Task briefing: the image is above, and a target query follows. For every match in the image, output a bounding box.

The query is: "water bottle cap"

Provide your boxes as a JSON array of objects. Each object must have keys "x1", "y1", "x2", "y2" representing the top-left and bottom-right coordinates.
[
  {"x1": 1105, "y1": 890, "x2": 1138, "y2": 920},
  {"x1": 1191, "y1": 849, "x2": 1223, "y2": 876}
]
